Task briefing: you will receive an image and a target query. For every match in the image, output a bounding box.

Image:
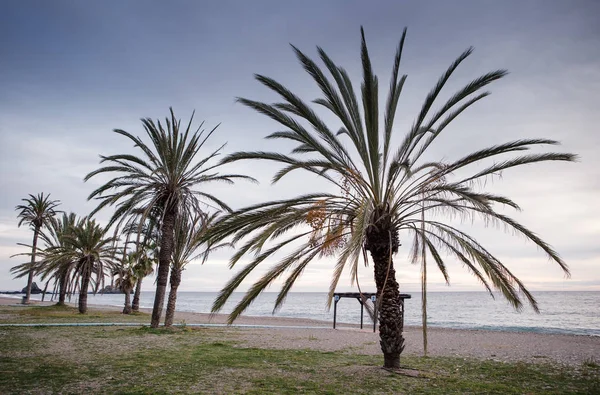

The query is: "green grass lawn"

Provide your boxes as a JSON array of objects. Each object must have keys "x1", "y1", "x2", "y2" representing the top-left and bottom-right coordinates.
[
  {"x1": 0, "y1": 303, "x2": 151, "y2": 324},
  {"x1": 0, "y1": 305, "x2": 598, "y2": 394}
]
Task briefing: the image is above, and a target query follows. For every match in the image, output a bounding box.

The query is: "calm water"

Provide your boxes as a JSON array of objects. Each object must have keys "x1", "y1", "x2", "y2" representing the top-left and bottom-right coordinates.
[{"x1": 19, "y1": 291, "x2": 600, "y2": 336}]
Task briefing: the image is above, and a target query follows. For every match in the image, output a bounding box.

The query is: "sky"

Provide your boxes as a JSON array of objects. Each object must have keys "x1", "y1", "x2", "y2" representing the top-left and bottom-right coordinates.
[{"x1": 0, "y1": 0, "x2": 598, "y2": 297}]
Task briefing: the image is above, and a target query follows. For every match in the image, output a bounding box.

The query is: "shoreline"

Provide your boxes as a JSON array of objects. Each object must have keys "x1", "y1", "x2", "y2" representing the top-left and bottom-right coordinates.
[
  {"x1": 2, "y1": 296, "x2": 599, "y2": 366},
  {"x1": 2, "y1": 294, "x2": 597, "y2": 337}
]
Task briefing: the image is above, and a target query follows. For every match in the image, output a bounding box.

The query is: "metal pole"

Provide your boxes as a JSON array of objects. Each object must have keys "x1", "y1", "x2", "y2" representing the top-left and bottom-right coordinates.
[
  {"x1": 421, "y1": 197, "x2": 428, "y2": 357},
  {"x1": 333, "y1": 297, "x2": 338, "y2": 329},
  {"x1": 360, "y1": 299, "x2": 364, "y2": 329},
  {"x1": 373, "y1": 299, "x2": 377, "y2": 333}
]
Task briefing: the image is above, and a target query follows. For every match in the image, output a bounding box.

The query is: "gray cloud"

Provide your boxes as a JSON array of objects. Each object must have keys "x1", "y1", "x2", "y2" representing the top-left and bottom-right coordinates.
[{"x1": 1, "y1": 0, "x2": 598, "y2": 294}]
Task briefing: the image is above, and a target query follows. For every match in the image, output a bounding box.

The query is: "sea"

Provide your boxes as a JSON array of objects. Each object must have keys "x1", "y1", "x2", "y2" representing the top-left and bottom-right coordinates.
[{"x1": 14, "y1": 291, "x2": 599, "y2": 336}]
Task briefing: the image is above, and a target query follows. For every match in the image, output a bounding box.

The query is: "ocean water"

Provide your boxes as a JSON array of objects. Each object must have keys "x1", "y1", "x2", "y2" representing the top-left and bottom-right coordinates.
[{"x1": 21, "y1": 291, "x2": 599, "y2": 336}]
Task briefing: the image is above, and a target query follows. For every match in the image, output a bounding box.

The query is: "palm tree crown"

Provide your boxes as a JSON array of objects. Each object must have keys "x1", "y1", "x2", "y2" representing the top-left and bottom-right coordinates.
[
  {"x1": 173, "y1": 212, "x2": 226, "y2": 271},
  {"x1": 16, "y1": 193, "x2": 61, "y2": 231},
  {"x1": 15, "y1": 192, "x2": 60, "y2": 229},
  {"x1": 85, "y1": 108, "x2": 254, "y2": 228},
  {"x1": 114, "y1": 253, "x2": 138, "y2": 292},
  {"x1": 206, "y1": 28, "x2": 576, "y2": 368}
]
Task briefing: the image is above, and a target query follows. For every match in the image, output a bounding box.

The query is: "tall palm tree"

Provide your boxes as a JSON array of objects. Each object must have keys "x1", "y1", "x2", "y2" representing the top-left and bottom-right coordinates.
[
  {"x1": 84, "y1": 108, "x2": 255, "y2": 327},
  {"x1": 165, "y1": 212, "x2": 227, "y2": 327},
  {"x1": 14, "y1": 193, "x2": 60, "y2": 304},
  {"x1": 206, "y1": 28, "x2": 576, "y2": 368},
  {"x1": 46, "y1": 218, "x2": 117, "y2": 313}
]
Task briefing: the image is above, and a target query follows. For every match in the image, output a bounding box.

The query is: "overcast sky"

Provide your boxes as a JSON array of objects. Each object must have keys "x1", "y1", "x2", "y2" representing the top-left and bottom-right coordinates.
[{"x1": 1, "y1": 0, "x2": 598, "y2": 296}]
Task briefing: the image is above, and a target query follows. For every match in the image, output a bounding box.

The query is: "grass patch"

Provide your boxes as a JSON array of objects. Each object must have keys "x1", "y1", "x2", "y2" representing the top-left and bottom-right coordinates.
[
  {"x1": 582, "y1": 357, "x2": 599, "y2": 369},
  {"x1": 0, "y1": 326, "x2": 598, "y2": 394},
  {"x1": 0, "y1": 304, "x2": 150, "y2": 324}
]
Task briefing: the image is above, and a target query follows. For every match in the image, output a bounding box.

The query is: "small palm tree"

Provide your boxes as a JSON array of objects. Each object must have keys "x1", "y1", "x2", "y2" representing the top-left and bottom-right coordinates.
[
  {"x1": 206, "y1": 28, "x2": 576, "y2": 368},
  {"x1": 114, "y1": 253, "x2": 138, "y2": 314},
  {"x1": 165, "y1": 212, "x2": 227, "y2": 327},
  {"x1": 122, "y1": 207, "x2": 160, "y2": 313},
  {"x1": 14, "y1": 193, "x2": 60, "y2": 304},
  {"x1": 39, "y1": 212, "x2": 78, "y2": 305},
  {"x1": 85, "y1": 108, "x2": 254, "y2": 327},
  {"x1": 131, "y1": 243, "x2": 157, "y2": 312}
]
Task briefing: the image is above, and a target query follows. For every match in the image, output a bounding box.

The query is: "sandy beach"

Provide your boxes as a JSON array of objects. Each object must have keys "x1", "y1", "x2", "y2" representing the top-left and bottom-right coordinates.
[{"x1": 2, "y1": 296, "x2": 598, "y2": 366}]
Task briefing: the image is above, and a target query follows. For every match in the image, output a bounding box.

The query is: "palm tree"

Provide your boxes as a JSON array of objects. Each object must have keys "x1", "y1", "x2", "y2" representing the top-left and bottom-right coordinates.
[
  {"x1": 11, "y1": 212, "x2": 79, "y2": 306},
  {"x1": 131, "y1": 243, "x2": 156, "y2": 312},
  {"x1": 165, "y1": 212, "x2": 227, "y2": 327},
  {"x1": 84, "y1": 108, "x2": 255, "y2": 327},
  {"x1": 122, "y1": 207, "x2": 160, "y2": 313},
  {"x1": 114, "y1": 253, "x2": 138, "y2": 314},
  {"x1": 47, "y1": 218, "x2": 117, "y2": 313},
  {"x1": 206, "y1": 28, "x2": 576, "y2": 369},
  {"x1": 39, "y1": 212, "x2": 78, "y2": 306},
  {"x1": 14, "y1": 193, "x2": 60, "y2": 304}
]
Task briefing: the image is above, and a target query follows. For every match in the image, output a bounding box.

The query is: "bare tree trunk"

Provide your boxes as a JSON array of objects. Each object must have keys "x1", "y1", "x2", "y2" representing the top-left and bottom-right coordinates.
[
  {"x1": 79, "y1": 266, "x2": 91, "y2": 314},
  {"x1": 164, "y1": 268, "x2": 181, "y2": 327},
  {"x1": 132, "y1": 277, "x2": 143, "y2": 312},
  {"x1": 151, "y1": 206, "x2": 176, "y2": 328},
  {"x1": 123, "y1": 289, "x2": 132, "y2": 314},
  {"x1": 23, "y1": 227, "x2": 40, "y2": 304}
]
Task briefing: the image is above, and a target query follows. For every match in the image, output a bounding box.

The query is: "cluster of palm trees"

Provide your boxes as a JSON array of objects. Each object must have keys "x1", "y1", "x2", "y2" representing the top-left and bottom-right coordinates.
[
  {"x1": 11, "y1": 198, "x2": 149, "y2": 315},
  {"x1": 11, "y1": 111, "x2": 232, "y2": 326},
  {"x1": 13, "y1": 204, "x2": 113, "y2": 313},
  {"x1": 11, "y1": 28, "x2": 575, "y2": 368}
]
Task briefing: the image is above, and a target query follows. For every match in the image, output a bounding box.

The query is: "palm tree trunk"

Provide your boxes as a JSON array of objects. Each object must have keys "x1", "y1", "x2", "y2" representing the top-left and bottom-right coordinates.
[
  {"x1": 151, "y1": 206, "x2": 176, "y2": 328},
  {"x1": 58, "y1": 270, "x2": 68, "y2": 306},
  {"x1": 23, "y1": 227, "x2": 40, "y2": 304},
  {"x1": 371, "y1": 249, "x2": 404, "y2": 369},
  {"x1": 366, "y1": 213, "x2": 404, "y2": 370},
  {"x1": 132, "y1": 277, "x2": 143, "y2": 312},
  {"x1": 79, "y1": 267, "x2": 91, "y2": 314},
  {"x1": 164, "y1": 268, "x2": 181, "y2": 327},
  {"x1": 41, "y1": 281, "x2": 49, "y2": 302},
  {"x1": 123, "y1": 289, "x2": 132, "y2": 314}
]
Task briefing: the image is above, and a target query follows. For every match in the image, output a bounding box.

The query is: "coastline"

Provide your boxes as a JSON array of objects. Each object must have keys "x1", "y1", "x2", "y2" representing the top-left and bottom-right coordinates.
[{"x1": 2, "y1": 296, "x2": 598, "y2": 366}]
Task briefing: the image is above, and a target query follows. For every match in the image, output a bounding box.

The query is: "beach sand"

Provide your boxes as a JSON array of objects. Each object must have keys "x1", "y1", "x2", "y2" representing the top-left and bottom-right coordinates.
[{"x1": 2, "y1": 296, "x2": 598, "y2": 366}]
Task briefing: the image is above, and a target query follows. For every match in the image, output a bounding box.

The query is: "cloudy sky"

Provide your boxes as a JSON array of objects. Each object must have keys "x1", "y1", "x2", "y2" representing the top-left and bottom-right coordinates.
[{"x1": 1, "y1": 0, "x2": 598, "y2": 296}]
